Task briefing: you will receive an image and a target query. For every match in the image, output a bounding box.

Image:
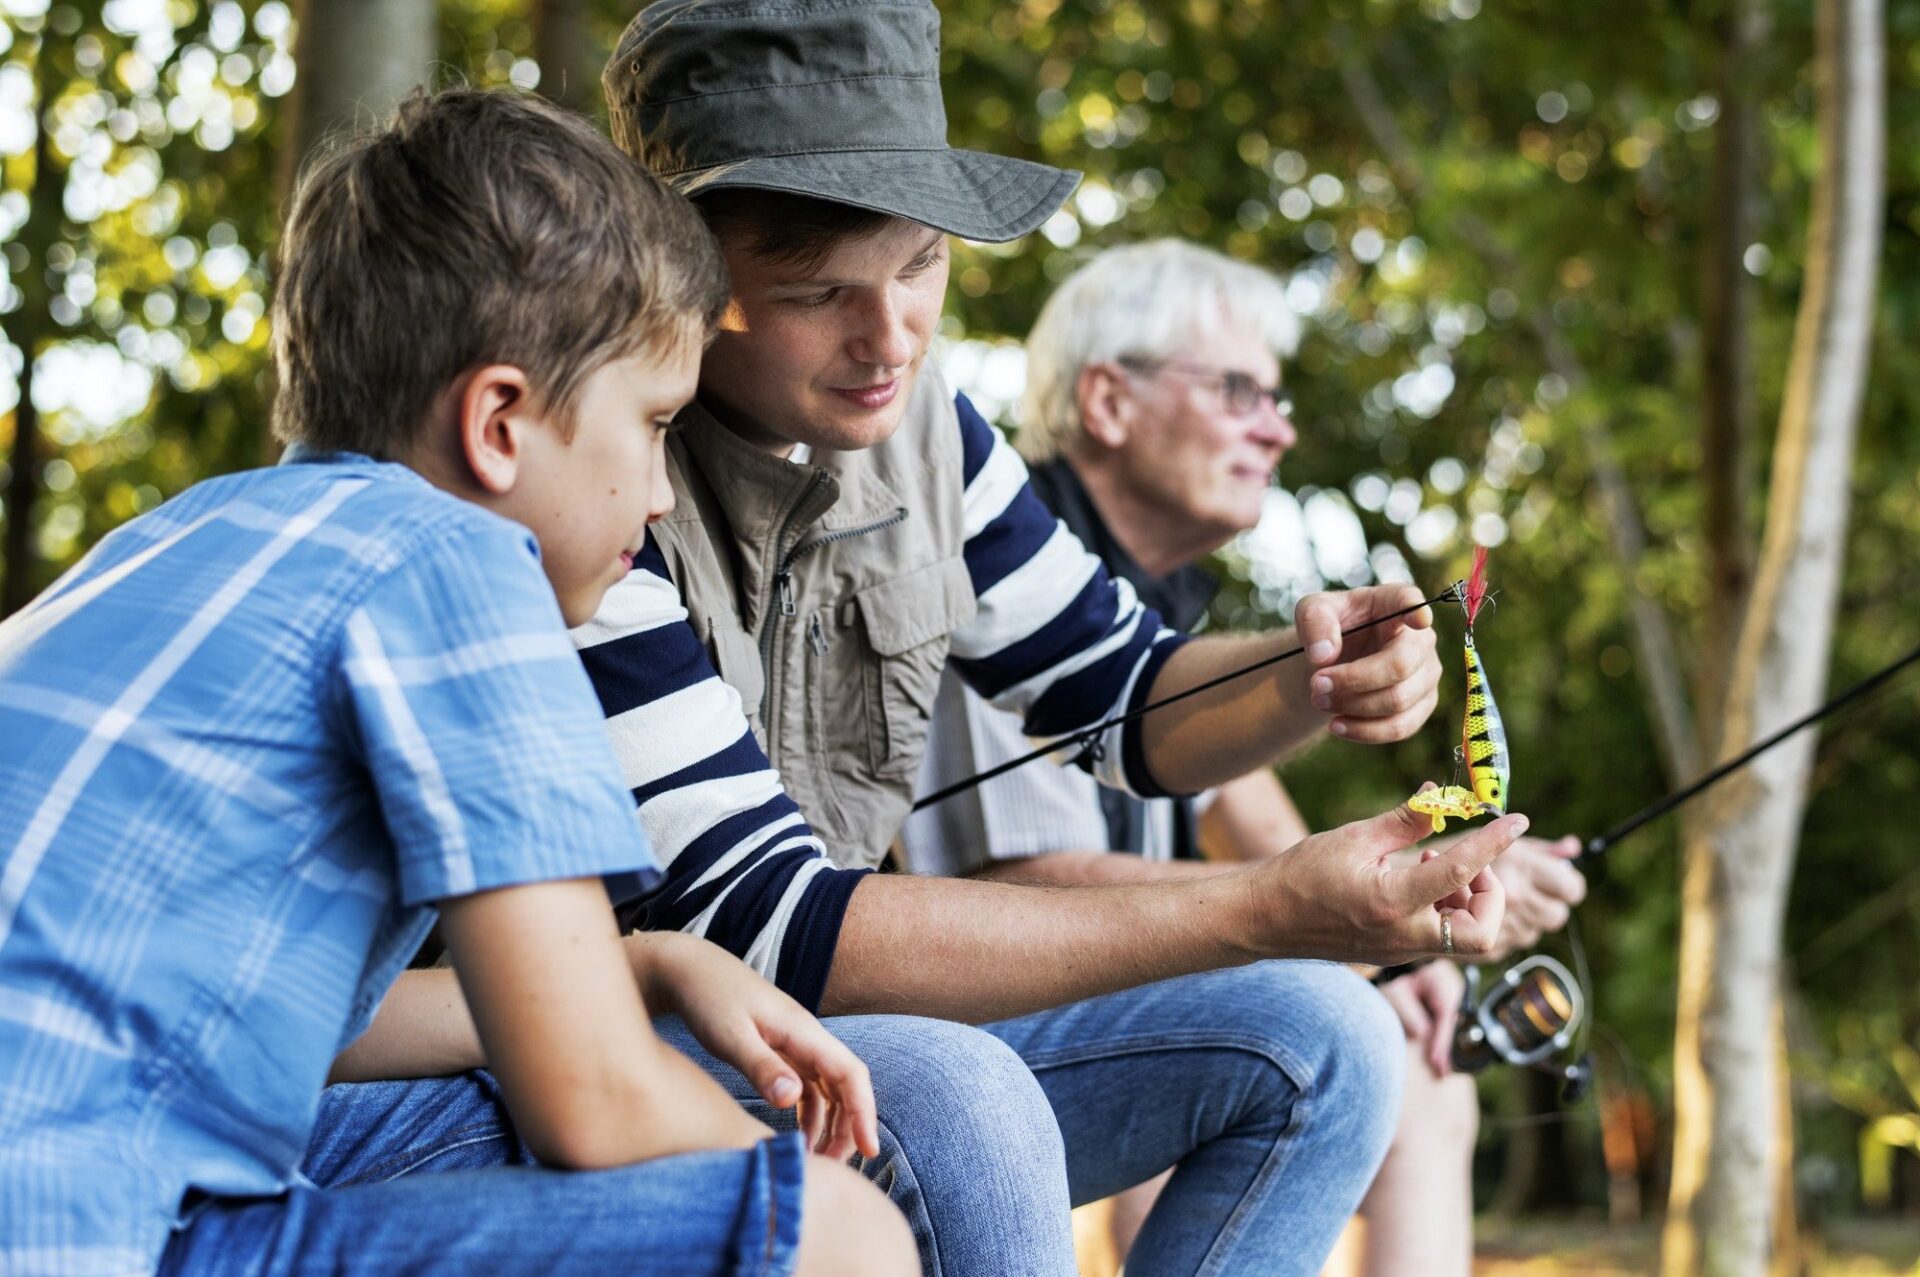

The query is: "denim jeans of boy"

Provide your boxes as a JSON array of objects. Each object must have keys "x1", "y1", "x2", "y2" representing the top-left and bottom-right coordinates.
[
  {"x1": 157, "y1": 1076, "x2": 807, "y2": 1277},
  {"x1": 288, "y1": 960, "x2": 1400, "y2": 1277}
]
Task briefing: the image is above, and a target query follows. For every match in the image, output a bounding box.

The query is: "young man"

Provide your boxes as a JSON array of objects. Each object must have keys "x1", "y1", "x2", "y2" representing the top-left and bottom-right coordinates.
[
  {"x1": 565, "y1": 2, "x2": 1528, "y2": 1273},
  {"x1": 0, "y1": 89, "x2": 911, "y2": 1277},
  {"x1": 901, "y1": 239, "x2": 1591, "y2": 1277}
]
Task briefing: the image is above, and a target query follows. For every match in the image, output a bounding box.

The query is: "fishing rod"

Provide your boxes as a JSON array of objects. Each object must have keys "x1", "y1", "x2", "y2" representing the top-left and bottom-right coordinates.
[
  {"x1": 909, "y1": 587, "x2": 1460, "y2": 814},
  {"x1": 910, "y1": 569, "x2": 1919, "y2": 1101},
  {"x1": 1455, "y1": 636, "x2": 1920, "y2": 1101},
  {"x1": 1580, "y1": 637, "x2": 1920, "y2": 858}
]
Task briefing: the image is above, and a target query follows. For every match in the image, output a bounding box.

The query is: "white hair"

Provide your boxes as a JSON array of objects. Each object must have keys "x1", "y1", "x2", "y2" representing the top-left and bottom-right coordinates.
[{"x1": 1015, "y1": 239, "x2": 1300, "y2": 464}]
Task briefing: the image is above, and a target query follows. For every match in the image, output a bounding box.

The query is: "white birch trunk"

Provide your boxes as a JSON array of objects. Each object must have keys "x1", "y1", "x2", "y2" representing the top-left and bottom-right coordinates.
[{"x1": 1662, "y1": 0, "x2": 1884, "y2": 1270}]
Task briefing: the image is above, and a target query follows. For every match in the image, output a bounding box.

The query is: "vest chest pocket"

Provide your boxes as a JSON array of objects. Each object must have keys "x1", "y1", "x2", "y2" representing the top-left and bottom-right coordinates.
[{"x1": 851, "y1": 557, "x2": 978, "y2": 777}]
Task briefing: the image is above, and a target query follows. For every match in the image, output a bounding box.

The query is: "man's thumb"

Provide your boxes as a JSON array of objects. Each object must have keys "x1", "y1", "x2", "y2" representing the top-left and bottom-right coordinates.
[{"x1": 1358, "y1": 799, "x2": 1438, "y2": 854}]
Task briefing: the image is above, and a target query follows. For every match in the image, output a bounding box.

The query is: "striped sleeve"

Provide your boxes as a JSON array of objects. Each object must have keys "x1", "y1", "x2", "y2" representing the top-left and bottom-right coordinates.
[
  {"x1": 947, "y1": 393, "x2": 1191, "y2": 798},
  {"x1": 570, "y1": 539, "x2": 867, "y2": 1012}
]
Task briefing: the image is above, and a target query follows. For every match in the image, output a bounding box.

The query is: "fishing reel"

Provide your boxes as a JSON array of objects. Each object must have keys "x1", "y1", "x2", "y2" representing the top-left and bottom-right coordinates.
[{"x1": 1451, "y1": 954, "x2": 1593, "y2": 1103}]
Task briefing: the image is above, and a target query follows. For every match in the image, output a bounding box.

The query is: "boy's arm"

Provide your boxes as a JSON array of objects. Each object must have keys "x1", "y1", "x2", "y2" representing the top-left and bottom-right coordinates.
[
  {"x1": 439, "y1": 877, "x2": 769, "y2": 1168},
  {"x1": 329, "y1": 932, "x2": 880, "y2": 1161}
]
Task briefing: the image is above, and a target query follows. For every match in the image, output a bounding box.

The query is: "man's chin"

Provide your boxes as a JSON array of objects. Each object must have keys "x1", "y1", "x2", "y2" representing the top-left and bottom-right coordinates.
[{"x1": 805, "y1": 394, "x2": 911, "y2": 453}]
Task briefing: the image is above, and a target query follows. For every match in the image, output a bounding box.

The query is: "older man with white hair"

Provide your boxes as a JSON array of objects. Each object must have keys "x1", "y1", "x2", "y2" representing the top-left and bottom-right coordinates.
[{"x1": 905, "y1": 239, "x2": 1588, "y2": 1277}]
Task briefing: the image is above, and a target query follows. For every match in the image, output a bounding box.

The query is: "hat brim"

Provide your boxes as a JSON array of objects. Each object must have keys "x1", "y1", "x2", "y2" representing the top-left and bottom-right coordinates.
[{"x1": 667, "y1": 147, "x2": 1080, "y2": 244}]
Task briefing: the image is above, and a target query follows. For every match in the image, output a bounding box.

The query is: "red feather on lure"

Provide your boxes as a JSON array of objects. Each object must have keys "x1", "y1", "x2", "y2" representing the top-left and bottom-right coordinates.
[{"x1": 1461, "y1": 545, "x2": 1490, "y2": 627}]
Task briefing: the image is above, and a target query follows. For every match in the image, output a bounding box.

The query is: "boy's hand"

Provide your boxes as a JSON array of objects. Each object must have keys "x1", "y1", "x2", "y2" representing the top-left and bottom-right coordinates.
[
  {"x1": 632, "y1": 933, "x2": 879, "y2": 1161},
  {"x1": 1246, "y1": 797, "x2": 1524, "y2": 963},
  {"x1": 1295, "y1": 585, "x2": 1441, "y2": 743}
]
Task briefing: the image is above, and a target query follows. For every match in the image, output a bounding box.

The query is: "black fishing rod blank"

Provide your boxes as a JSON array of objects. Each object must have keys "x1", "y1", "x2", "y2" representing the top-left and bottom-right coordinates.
[
  {"x1": 910, "y1": 588, "x2": 1459, "y2": 814},
  {"x1": 1581, "y1": 639, "x2": 1920, "y2": 858}
]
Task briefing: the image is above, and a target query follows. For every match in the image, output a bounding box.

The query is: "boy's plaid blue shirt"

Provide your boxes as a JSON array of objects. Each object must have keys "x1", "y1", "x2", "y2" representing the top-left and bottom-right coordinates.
[{"x1": 0, "y1": 450, "x2": 660, "y2": 1276}]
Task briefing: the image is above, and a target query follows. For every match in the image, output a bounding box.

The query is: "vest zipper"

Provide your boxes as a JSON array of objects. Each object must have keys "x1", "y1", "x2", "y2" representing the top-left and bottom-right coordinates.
[{"x1": 759, "y1": 503, "x2": 910, "y2": 716}]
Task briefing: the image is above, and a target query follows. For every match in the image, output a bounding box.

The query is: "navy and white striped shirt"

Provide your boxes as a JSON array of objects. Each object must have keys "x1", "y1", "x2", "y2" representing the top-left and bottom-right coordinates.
[{"x1": 574, "y1": 393, "x2": 1187, "y2": 1010}]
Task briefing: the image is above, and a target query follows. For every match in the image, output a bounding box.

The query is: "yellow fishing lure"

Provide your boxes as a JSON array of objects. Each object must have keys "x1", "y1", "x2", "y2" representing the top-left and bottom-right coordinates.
[{"x1": 1408, "y1": 547, "x2": 1510, "y2": 832}]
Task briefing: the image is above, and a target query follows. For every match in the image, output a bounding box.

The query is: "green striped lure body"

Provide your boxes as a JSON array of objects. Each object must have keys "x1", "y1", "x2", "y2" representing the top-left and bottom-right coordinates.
[
  {"x1": 1408, "y1": 547, "x2": 1510, "y2": 833},
  {"x1": 1460, "y1": 627, "x2": 1509, "y2": 812}
]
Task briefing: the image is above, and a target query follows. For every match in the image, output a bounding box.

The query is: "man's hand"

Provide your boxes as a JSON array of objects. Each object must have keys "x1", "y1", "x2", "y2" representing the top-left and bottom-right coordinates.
[
  {"x1": 1295, "y1": 584, "x2": 1441, "y2": 743},
  {"x1": 1379, "y1": 960, "x2": 1467, "y2": 1078},
  {"x1": 630, "y1": 933, "x2": 879, "y2": 1161},
  {"x1": 1244, "y1": 798, "x2": 1526, "y2": 964},
  {"x1": 1489, "y1": 834, "x2": 1587, "y2": 958}
]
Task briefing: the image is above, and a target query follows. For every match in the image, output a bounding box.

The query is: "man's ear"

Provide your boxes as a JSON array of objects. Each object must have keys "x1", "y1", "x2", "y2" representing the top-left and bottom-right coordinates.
[
  {"x1": 457, "y1": 365, "x2": 537, "y2": 496},
  {"x1": 1076, "y1": 362, "x2": 1133, "y2": 452}
]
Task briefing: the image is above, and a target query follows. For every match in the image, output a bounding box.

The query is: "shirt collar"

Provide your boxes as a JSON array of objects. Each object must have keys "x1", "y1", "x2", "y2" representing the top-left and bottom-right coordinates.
[{"x1": 1025, "y1": 458, "x2": 1217, "y2": 634}]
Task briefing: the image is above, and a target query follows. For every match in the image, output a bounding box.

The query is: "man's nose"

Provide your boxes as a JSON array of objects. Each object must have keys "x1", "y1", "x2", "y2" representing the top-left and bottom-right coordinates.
[{"x1": 849, "y1": 290, "x2": 914, "y2": 369}]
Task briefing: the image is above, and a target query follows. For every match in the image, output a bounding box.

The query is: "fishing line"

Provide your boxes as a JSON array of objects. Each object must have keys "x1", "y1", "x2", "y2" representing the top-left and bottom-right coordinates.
[
  {"x1": 1580, "y1": 638, "x2": 1920, "y2": 859},
  {"x1": 909, "y1": 587, "x2": 1459, "y2": 814}
]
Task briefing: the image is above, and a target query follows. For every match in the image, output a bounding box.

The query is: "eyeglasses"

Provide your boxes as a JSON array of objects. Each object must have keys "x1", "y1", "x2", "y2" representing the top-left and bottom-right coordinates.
[{"x1": 1117, "y1": 356, "x2": 1293, "y2": 419}]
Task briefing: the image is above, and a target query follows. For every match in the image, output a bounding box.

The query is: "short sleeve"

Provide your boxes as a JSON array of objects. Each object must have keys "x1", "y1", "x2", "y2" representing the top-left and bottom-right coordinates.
[
  {"x1": 337, "y1": 520, "x2": 661, "y2": 905},
  {"x1": 901, "y1": 667, "x2": 1110, "y2": 876}
]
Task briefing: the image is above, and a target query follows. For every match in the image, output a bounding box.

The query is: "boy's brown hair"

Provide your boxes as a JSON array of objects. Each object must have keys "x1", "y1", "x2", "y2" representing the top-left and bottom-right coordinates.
[{"x1": 272, "y1": 88, "x2": 727, "y2": 459}]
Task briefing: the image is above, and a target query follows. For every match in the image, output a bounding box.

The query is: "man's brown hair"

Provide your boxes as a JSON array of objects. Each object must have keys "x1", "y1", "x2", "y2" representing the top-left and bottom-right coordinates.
[
  {"x1": 687, "y1": 188, "x2": 896, "y2": 276},
  {"x1": 272, "y1": 88, "x2": 727, "y2": 458}
]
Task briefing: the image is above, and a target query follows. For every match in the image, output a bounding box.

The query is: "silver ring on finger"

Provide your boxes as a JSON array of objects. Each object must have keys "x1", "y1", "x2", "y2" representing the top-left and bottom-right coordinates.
[{"x1": 1441, "y1": 910, "x2": 1454, "y2": 956}]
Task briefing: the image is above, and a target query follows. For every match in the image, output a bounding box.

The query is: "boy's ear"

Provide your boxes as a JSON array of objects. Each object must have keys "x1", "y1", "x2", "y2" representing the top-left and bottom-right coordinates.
[
  {"x1": 457, "y1": 365, "x2": 538, "y2": 496},
  {"x1": 1077, "y1": 362, "x2": 1132, "y2": 451}
]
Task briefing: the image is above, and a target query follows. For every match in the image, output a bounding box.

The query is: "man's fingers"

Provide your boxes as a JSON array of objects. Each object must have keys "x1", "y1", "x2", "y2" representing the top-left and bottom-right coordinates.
[
  {"x1": 1394, "y1": 814, "x2": 1528, "y2": 911},
  {"x1": 1380, "y1": 979, "x2": 1430, "y2": 1041},
  {"x1": 1312, "y1": 626, "x2": 1437, "y2": 695},
  {"x1": 1295, "y1": 594, "x2": 1346, "y2": 666},
  {"x1": 1446, "y1": 869, "x2": 1507, "y2": 956},
  {"x1": 1331, "y1": 687, "x2": 1439, "y2": 743},
  {"x1": 1549, "y1": 859, "x2": 1589, "y2": 906}
]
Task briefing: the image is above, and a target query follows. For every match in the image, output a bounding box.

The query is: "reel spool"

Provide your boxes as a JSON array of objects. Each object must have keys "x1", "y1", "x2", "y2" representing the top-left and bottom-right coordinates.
[{"x1": 1452, "y1": 955, "x2": 1592, "y2": 1101}]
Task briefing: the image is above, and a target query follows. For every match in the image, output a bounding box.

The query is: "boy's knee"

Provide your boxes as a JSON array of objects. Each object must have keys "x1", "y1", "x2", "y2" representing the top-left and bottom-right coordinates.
[{"x1": 796, "y1": 1155, "x2": 919, "y2": 1277}]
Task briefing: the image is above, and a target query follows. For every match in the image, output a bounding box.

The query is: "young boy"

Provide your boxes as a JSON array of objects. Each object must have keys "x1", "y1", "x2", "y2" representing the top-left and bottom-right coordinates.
[{"x1": 0, "y1": 88, "x2": 912, "y2": 1277}]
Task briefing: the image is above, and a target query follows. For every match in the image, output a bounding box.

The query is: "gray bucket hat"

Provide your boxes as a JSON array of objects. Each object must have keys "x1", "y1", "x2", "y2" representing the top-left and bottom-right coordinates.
[{"x1": 604, "y1": 0, "x2": 1081, "y2": 243}]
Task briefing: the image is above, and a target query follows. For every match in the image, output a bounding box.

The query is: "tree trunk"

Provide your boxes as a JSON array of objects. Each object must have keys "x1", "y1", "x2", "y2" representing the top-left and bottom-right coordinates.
[
  {"x1": 1661, "y1": 0, "x2": 1884, "y2": 1270},
  {"x1": 532, "y1": 0, "x2": 596, "y2": 114},
  {"x1": 1697, "y1": 0, "x2": 1770, "y2": 745},
  {"x1": 2, "y1": 33, "x2": 68, "y2": 617},
  {"x1": 279, "y1": 0, "x2": 440, "y2": 203}
]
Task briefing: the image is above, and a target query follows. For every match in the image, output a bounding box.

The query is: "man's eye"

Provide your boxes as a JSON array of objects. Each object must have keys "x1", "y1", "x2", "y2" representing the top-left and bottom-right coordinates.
[{"x1": 794, "y1": 287, "x2": 840, "y2": 308}]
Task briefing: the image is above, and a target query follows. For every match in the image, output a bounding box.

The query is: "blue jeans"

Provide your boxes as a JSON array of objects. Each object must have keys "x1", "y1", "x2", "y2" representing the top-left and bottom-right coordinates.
[
  {"x1": 159, "y1": 1071, "x2": 807, "y2": 1275},
  {"x1": 983, "y1": 961, "x2": 1405, "y2": 1276},
  {"x1": 287, "y1": 962, "x2": 1399, "y2": 1277}
]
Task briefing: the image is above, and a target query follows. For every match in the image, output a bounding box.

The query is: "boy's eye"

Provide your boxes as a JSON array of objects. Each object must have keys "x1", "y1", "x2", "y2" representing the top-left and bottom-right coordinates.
[{"x1": 794, "y1": 287, "x2": 840, "y2": 308}]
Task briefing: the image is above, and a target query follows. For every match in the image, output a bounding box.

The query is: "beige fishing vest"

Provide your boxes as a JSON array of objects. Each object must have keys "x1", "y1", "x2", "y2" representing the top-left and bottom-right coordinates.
[{"x1": 652, "y1": 366, "x2": 978, "y2": 869}]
